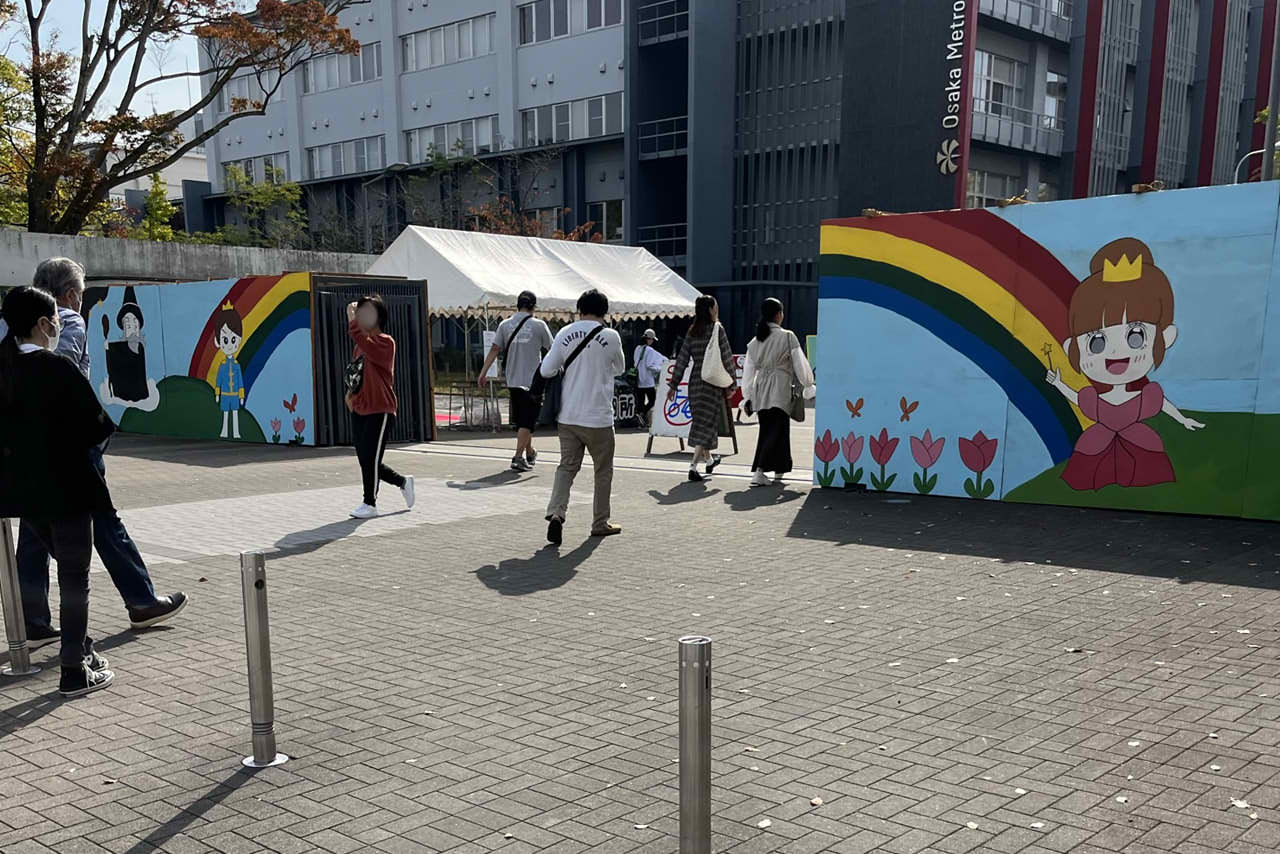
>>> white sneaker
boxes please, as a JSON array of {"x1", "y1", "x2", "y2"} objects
[
  {"x1": 401, "y1": 476, "x2": 416, "y2": 509},
  {"x1": 751, "y1": 470, "x2": 771, "y2": 487},
  {"x1": 350, "y1": 503, "x2": 378, "y2": 519}
]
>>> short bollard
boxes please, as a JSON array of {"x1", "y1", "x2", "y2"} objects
[
  {"x1": 240, "y1": 551, "x2": 288, "y2": 768},
  {"x1": 0, "y1": 519, "x2": 38, "y2": 677},
  {"x1": 679, "y1": 635, "x2": 712, "y2": 854}
]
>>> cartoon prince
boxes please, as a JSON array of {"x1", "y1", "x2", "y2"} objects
[
  {"x1": 1046, "y1": 237, "x2": 1205, "y2": 491},
  {"x1": 213, "y1": 301, "x2": 245, "y2": 439}
]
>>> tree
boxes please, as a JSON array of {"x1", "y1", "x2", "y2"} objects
[
  {"x1": 197, "y1": 164, "x2": 306, "y2": 248},
  {"x1": 130, "y1": 172, "x2": 177, "y2": 240},
  {"x1": 6, "y1": 0, "x2": 361, "y2": 235}
]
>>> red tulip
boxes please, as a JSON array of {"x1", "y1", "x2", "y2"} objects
[
  {"x1": 958, "y1": 430, "x2": 998, "y2": 474},
  {"x1": 293, "y1": 417, "x2": 306, "y2": 435},
  {"x1": 841, "y1": 432, "x2": 863, "y2": 465},
  {"x1": 910, "y1": 429, "x2": 945, "y2": 469},
  {"x1": 815, "y1": 429, "x2": 840, "y2": 464},
  {"x1": 869, "y1": 428, "x2": 899, "y2": 466}
]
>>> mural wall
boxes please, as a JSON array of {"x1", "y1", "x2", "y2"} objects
[
  {"x1": 86, "y1": 273, "x2": 315, "y2": 446},
  {"x1": 814, "y1": 182, "x2": 1280, "y2": 521}
]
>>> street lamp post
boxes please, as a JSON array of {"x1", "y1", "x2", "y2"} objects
[
  {"x1": 1264, "y1": 8, "x2": 1280, "y2": 180},
  {"x1": 360, "y1": 161, "x2": 410, "y2": 253},
  {"x1": 1234, "y1": 143, "x2": 1280, "y2": 184}
]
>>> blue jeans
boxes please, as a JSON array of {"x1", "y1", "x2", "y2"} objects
[{"x1": 18, "y1": 444, "x2": 157, "y2": 630}]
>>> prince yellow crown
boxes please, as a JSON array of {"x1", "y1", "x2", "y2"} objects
[{"x1": 1102, "y1": 254, "x2": 1143, "y2": 283}]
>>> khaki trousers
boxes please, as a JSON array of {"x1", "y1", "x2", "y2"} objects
[{"x1": 546, "y1": 423, "x2": 615, "y2": 531}]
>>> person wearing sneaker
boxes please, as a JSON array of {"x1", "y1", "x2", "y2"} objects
[
  {"x1": 478, "y1": 290, "x2": 553, "y2": 473},
  {"x1": 741, "y1": 298, "x2": 815, "y2": 487},
  {"x1": 540, "y1": 289, "x2": 625, "y2": 545},
  {"x1": 667, "y1": 296, "x2": 737, "y2": 482},
  {"x1": 346, "y1": 295, "x2": 414, "y2": 519},
  {"x1": 14, "y1": 259, "x2": 187, "y2": 642},
  {"x1": 633, "y1": 329, "x2": 666, "y2": 429},
  {"x1": 0, "y1": 286, "x2": 116, "y2": 697}
]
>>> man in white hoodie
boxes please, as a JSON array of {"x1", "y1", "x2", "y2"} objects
[{"x1": 539, "y1": 289, "x2": 625, "y2": 545}]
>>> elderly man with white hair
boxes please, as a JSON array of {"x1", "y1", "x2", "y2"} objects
[{"x1": 13, "y1": 258, "x2": 187, "y2": 651}]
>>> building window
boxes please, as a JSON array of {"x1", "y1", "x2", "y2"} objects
[
  {"x1": 302, "y1": 53, "x2": 344, "y2": 94},
  {"x1": 519, "y1": 0, "x2": 569, "y2": 44},
  {"x1": 406, "y1": 116, "x2": 500, "y2": 161},
  {"x1": 402, "y1": 13, "x2": 495, "y2": 72},
  {"x1": 521, "y1": 93, "x2": 622, "y2": 148},
  {"x1": 533, "y1": 206, "x2": 565, "y2": 234},
  {"x1": 1043, "y1": 70, "x2": 1068, "y2": 130},
  {"x1": 586, "y1": 0, "x2": 623, "y2": 30},
  {"x1": 217, "y1": 70, "x2": 279, "y2": 113},
  {"x1": 587, "y1": 199, "x2": 623, "y2": 242},
  {"x1": 223, "y1": 152, "x2": 289, "y2": 186},
  {"x1": 305, "y1": 136, "x2": 385, "y2": 179},
  {"x1": 973, "y1": 50, "x2": 1028, "y2": 119},
  {"x1": 349, "y1": 42, "x2": 383, "y2": 84},
  {"x1": 966, "y1": 169, "x2": 1022, "y2": 208}
]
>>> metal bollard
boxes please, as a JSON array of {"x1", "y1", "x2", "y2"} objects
[
  {"x1": 240, "y1": 551, "x2": 288, "y2": 768},
  {"x1": 0, "y1": 519, "x2": 38, "y2": 677},
  {"x1": 679, "y1": 635, "x2": 712, "y2": 854}
]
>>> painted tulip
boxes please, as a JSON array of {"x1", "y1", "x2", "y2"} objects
[
  {"x1": 293, "y1": 417, "x2": 306, "y2": 435},
  {"x1": 270, "y1": 418, "x2": 282, "y2": 434},
  {"x1": 842, "y1": 432, "x2": 864, "y2": 465},
  {"x1": 869, "y1": 428, "x2": 899, "y2": 467},
  {"x1": 910, "y1": 429, "x2": 945, "y2": 469},
  {"x1": 958, "y1": 430, "x2": 999, "y2": 474},
  {"x1": 815, "y1": 429, "x2": 840, "y2": 464}
]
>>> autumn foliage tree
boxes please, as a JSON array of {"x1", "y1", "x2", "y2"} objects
[{"x1": 2, "y1": 0, "x2": 361, "y2": 235}]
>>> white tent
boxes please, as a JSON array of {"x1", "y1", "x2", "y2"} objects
[{"x1": 365, "y1": 226, "x2": 701, "y2": 320}]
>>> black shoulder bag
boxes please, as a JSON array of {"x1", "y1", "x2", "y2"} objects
[
  {"x1": 530, "y1": 324, "x2": 605, "y2": 429},
  {"x1": 498, "y1": 314, "x2": 533, "y2": 379}
]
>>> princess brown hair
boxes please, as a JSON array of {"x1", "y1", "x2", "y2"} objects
[{"x1": 1067, "y1": 237, "x2": 1175, "y2": 372}]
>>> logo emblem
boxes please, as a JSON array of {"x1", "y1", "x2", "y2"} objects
[{"x1": 936, "y1": 139, "x2": 961, "y2": 175}]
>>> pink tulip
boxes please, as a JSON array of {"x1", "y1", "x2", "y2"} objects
[
  {"x1": 270, "y1": 418, "x2": 282, "y2": 433},
  {"x1": 293, "y1": 417, "x2": 306, "y2": 435},
  {"x1": 842, "y1": 433, "x2": 863, "y2": 465},
  {"x1": 910, "y1": 429, "x2": 945, "y2": 469}
]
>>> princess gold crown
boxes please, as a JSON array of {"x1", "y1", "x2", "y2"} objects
[{"x1": 1102, "y1": 254, "x2": 1143, "y2": 283}]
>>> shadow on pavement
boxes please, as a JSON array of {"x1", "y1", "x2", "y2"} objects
[
  {"x1": 647, "y1": 482, "x2": 722, "y2": 505},
  {"x1": 474, "y1": 538, "x2": 602, "y2": 596},
  {"x1": 446, "y1": 470, "x2": 530, "y2": 490},
  {"x1": 788, "y1": 490, "x2": 1280, "y2": 587},
  {"x1": 723, "y1": 485, "x2": 806, "y2": 512},
  {"x1": 106, "y1": 434, "x2": 352, "y2": 469},
  {"x1": 271, "y1": 511, "x2": 409, "y2": 558},
  {"x1": 122, "y1": 766, "x2": 263, "y2": 854}
]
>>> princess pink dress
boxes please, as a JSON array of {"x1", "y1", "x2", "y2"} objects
[{"x1": 1062, "y1": 383, "x2": 1175, "y2": 490}]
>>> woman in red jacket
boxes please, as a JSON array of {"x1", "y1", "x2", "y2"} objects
[{"x1": 346, "y1": 296, "x2": 414, "y2": 519}]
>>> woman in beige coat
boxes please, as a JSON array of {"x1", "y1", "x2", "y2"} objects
[{"x1": 741, "y1": 298, "x2": 815, "y2": 487}]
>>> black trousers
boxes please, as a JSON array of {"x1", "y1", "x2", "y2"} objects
[
  {"x1": 637, "y1": 387, "x2": 657, "y2": 417},
  {"x1": 23, "y1": 514, "x2": 94, "y2": 669},
  {"x1": 751, "y1": 407, "x2": 793, "y2": 474},
  {"x1": 352, "y1": 412, "x2": 405, "y2": 506}
]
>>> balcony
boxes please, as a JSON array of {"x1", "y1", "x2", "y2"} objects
[
  {"x1": 971, "y1": 107, "x2": 1064, "y2": 157},
  {"x1": 638, "y1": 116, "x2": 689, "y2": 159},
  {"x1": 638, "y1": 222, "x2": 688, "y2": 267},
  {"x1": 979, "y1": 0, "x2": 1072, "y2": 42},
  {"x1": 637, "y1": 0, "x2": 689, "y2": 45}
]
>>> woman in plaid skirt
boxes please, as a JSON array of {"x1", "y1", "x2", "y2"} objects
[{"x1": 668, "y1": 295, "x2": 737, "y2": 482}]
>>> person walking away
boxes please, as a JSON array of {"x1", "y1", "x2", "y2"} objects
[
  {"x1": 742, "y1": 297, "x2": 815, "y2": 486},
  {"x1": 632, "y1": 328, "x2": 666, "y2": 428},
  {"x1": 540, "y1": 289, "x2": 625, "y2": 545},
  {"x1": 15, "y1": 259, "x2": 186, "y2": 644},
  {"x1": 479, "y1": 290, "x2": 553, "y2": 471},
  {"x1": 346, "y1": 296, "x2": 414, "y2": 519},
  {"x1": 667, "y1": 295, "x2": 737, "y2": 482},
  {"x1": 0, "y1": 287, "x2": 116, "y2": 697}
]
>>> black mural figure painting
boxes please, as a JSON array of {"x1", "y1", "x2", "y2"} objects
[{"x1": 103, "y1": 286, "x2": 149, "y2": 402}]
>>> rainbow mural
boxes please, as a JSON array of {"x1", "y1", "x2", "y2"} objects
[{"x1": 815, "y1": 184, "x2": 1280, "y2": 521}]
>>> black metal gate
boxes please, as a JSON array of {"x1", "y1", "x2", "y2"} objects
[{"x1": 312, "y1": 275, "x2": 433, "y2": 446}]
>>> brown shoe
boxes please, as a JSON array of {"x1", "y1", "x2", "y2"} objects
[{"x1": 590, "y1": 524, "x2": 622, "y2": 537}]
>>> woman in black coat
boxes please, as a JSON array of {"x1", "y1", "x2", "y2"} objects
[{"x1": 0, "y1": 287, "x2": 116, "y2": 697}]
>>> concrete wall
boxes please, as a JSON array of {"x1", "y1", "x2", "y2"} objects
[{"x1": 0, "y1": 231, "x2": 376, "y2": 287}]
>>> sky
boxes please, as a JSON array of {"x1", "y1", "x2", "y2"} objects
[{"x1": 41, "y1": 0, "x2": 202, "y2": 116}]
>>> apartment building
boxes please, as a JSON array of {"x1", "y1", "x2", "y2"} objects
[{"x1": 197, "y1": 1, "x2": 1275, "y2": 338}]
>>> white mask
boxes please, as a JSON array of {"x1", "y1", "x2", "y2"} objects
[{"x1": 43, "y1": 317, "x2": 60, "y2": 352}]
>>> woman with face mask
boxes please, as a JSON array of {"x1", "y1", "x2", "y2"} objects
[{"x1": 0, "y1": 286, "x2": 117, "y2": 697}]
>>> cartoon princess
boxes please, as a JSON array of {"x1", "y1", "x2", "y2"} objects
[
  {"x1": 213, "y1": 302, "x2": 245, "y2": 439},
  {"x1": 1045, "y1": 237, "x2": 1205, "y2": 491}
]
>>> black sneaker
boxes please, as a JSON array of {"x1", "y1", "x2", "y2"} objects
[
  {"x1": 526, "y1": 449, "x2": 538, "y2": 466},
  {"x1": 128, "y1": 592, "x2": 188, "y2": 630},
  {"x1": 546, "y1": 517, "x2": 563, "y2": 546},
  {"x1": 705, "y1": 455, "x2": 723, "y2": 474},
  {"x1": 85, "y1": 650, "x2": 109, "y2": 673},
  {"x1": 688, "y1": 470, "x2": 705, "y2": 482},
  {"x1": 26, "y1": 625, "x2": 59, "y2": 651},
  {"x1": 511, "y1": 456, "x2": 532, "y2": 473},
  {"x1": 59, "y1": 664, "x2": 114, "y2": 698}
]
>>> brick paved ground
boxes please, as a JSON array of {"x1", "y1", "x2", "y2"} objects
[{"x1": 1, "y1": 434, "x2": 1279, "y2": 854}]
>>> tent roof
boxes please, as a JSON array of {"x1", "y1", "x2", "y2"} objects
[{"x1": 365, "y1": 226, "x2": 701, "y2": 320}]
